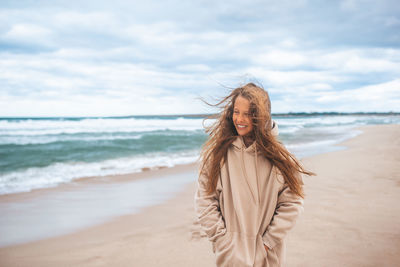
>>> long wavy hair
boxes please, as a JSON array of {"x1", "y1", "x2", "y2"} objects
[{"x1": 200, "y1": 82, "x2": 314, "y2": 198}]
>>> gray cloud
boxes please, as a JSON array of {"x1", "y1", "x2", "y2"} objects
[{"x1": 0, "y1": 0, "x2": 399, "y2": 116}]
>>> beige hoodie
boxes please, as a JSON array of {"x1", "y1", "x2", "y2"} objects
[{"x1": 195, "y1": 122, "x2": 304, "y2": 267}]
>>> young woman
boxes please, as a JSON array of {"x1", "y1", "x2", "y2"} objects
[{"x1": 195, "y1": 83, "x2": 313, "y2": 267}]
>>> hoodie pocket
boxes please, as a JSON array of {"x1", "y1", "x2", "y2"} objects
[
  {"x1": 258, "y1": 234, "x2": 269, "y2": 259},
  {"x1": 269, "y1": 248, "x2": 280, "y2": 266},
  {"x1": 261, "y1": 244, "x2": 269, "y2": 259},
  {"x1": 257, "y1": 234, "x2": 281, "y2": 266}
]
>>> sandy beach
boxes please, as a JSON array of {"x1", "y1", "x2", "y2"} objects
[{"x1": 0, "y1": 124, "x2": 399, "y2": 266}]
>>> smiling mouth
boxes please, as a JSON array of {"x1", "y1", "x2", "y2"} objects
[{"x1": 237, "y1": 124, "x2": 247, "y2": 129}]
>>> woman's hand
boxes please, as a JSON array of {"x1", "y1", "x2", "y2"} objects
[{"x1": 264, "y1": 244, "x2": 269, "y2": 253}]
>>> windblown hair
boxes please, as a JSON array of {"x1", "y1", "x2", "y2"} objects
[{"x1": 200, "y1": 83, "x2": 314, "y2": 198}]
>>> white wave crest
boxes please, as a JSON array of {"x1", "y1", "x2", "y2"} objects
[{"x1": 0, "y1": 150, "x2": 200, "y2": 195}]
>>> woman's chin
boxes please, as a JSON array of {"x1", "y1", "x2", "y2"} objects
[{"x1": 237, "y1": 131, "x2": 250, "y2": 136}]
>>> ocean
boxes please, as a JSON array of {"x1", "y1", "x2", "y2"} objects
[{"x1": 1, "y1": 114, "x2": 399, "y2": 195}]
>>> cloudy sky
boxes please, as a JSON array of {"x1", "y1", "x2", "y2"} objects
[{"x1": 0, "y1": 0, "x2": 399, "y2": 116}]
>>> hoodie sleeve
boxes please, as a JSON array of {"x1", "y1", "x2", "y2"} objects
[
  {"x1": 262, "y1": 175, "x2": 304, "y2": 249},
  {"x1": 194, "y1": 172, "x2": 226, "y2": 242}
]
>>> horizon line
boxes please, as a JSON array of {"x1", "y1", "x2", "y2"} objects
[{"x1": 1, "y1": 111, "x2": 399, "y2": 119}]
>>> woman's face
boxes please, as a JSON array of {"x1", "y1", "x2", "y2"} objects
[{"x1": 232, "y1": 96, "x2": 254, "y2": 137}]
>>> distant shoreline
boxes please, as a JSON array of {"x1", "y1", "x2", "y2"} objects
[{"x1": 1, "y1": 111, "x2": 399, "y2": 120}]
